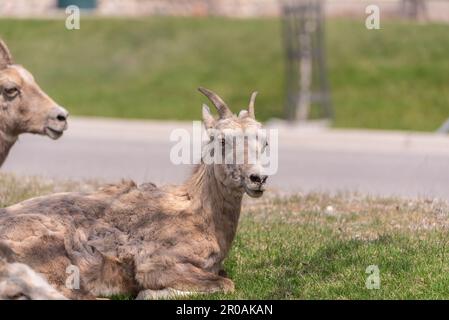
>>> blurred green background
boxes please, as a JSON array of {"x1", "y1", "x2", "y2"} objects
[{"x1": 1, "y1": 17, "x2": 448, "y2": 131}]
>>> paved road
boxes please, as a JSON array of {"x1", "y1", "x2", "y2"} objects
[{"x1": 3, "y1": 117, "x2": 449, "y2": 200}]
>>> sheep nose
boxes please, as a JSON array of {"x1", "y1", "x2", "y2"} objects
[
  {"x1": 54, "y1": 107, "x2": 69, "y2": 122},
  {"x1": 249, "y1": 174, "x2": 268, "y2": 185}
]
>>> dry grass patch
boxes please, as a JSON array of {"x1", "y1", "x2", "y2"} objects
[
  {"x1": 0, "y1": 173, "x2": 98, "y2": 207},
  {"x1": 244, "y1": 192, "x2": 449, "y2": 241}
]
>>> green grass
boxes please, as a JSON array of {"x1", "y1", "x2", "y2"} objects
[
  {"x1": 1, "y1": 18, "x2": 448, "y2": 131},
  {"x1": 2, "y1": 174, "x2": 449, "y2": 299},
  {"x1": 193, "y1": 194, "x2": 449, "y2": 299}
]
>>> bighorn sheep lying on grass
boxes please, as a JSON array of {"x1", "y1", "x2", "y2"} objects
[
  {"x1": 0, "y1": 39, "x2": 68, "y2": 167},
  {"x1": 0, "y1": 88, "x2": 269, "y2": 299}
]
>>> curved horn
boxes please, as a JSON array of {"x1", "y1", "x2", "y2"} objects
[
  {"x1": 0, "y1": 40, "x2": 13, "y2": 69},
  {"x1": 198, "y1": 87, "x2": 233, "y2": 119},
  {"x1": 248, "y1": 91, "x2": 258, "y2": 119}
]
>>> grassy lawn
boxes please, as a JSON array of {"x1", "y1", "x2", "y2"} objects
[
  {"x1": 2, "y1": 173, "x2": 449, "y2": 299},
  {"x1": 0, "y1": 18, "x2": 448, "y2": 131},
  {"x1": 214, "y1": 194, "x2": 449, "y2": 299}
]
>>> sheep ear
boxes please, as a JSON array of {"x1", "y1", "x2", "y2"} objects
[
  {"x1": 0, "y1": 40, "x2": 13, "y2": 69},
  {"x1": 202, "y1": 104, "x2": 215, "y2": 129},
  {"x1": 238, "y1": 110, "x2": 249, "y2": 118}
]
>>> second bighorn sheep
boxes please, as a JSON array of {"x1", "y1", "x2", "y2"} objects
[
  {"x1": 0, "y1": 88, "x2": 269, "y2": 299},
  {"x1": 0, "y1": 39, "x2": 69, "y2": 299},
  {"x1": 0, "y1": 39, "x2": 68, "y2": 167}
]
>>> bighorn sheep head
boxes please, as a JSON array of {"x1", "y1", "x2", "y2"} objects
[
  {"x1": 199, "y1": 87, "x2": 269, "y2": 198},
  {"x1": 0, "y1": 39, "x2": 68, "y2": 140}
]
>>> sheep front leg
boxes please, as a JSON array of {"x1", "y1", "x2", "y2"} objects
[{"x1": 135, "y1": 263, "x2": 235, "y2": 300}]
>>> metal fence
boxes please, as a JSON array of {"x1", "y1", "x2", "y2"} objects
[{"x1": 281, "y1": 0, "x2": 333, "y2": 122}]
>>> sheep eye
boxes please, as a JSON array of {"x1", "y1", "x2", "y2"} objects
[
  {"x1": 4, "y1": 87, "x2": 19, "y2": 98},
  {"x1": 221, "y1": 138, "x2": 226, "y2": 146}
]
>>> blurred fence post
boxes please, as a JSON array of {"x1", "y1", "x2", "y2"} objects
[
  {"x1": 281, "y1": 0, "x2": 333, "y2": 122},
  {"x1": 400, "y1": 0, "x2": 428, "y2": 21}
]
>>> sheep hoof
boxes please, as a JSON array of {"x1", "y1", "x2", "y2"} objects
[{"x1": 136, "y1": 288, "x2": 193, "y2": 300}]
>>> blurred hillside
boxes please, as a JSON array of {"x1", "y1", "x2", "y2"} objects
[{"x1": 1, "y1": 18, "x2": 448, "y2": 131}]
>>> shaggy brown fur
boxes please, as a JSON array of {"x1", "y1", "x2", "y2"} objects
[
  {"x1": 0, "y1": 39, "x2": 68, "y2": 166},
  {"x1": 0, "y1": 88, "x2": 269, "y2": 299},
  {"x1": 0, "y1": 258, "x2": 67, "y2": 300}
]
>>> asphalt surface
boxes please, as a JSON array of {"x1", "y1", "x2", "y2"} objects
[{"x1": 3, "y1": 117, "x2": 449, "y2": 200}]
